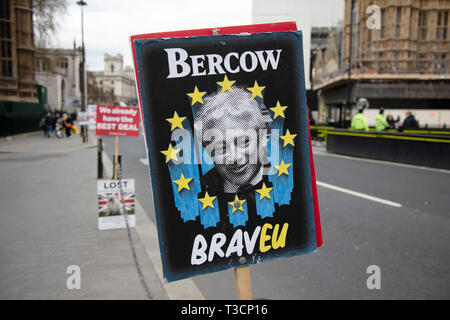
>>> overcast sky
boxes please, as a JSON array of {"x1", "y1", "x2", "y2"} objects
[{"x1": 54, "y1": 0, "x2": 344, "y2": 71}]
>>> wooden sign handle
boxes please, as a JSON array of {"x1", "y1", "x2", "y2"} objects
[
  {"x1": 114, "y1": 136, "x2": 119, "y2": 180},
  {"x1": 234, "y1": 266, "x2": 253, "y2": 300}
]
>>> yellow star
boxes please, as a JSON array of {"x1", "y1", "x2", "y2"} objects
[
  {"x1": 160, "y1": 144, "x2": 180, "y2": 163},
  {"x1": 166, "y1": 111, "x2": 186, "y2": 131},
  {"x1": 173, "y1": 173, "x2": 192, "y2": 192},
  {"x1": 270, "y1": 101, "x2": 287, "y2": 119},
  {"x1": 186, "y1": 86, "x2": 206, "y2": 105},
  {"x1": 280, "y1": 129, "x2": 297, "y2": 147},
  {"x1": 247, "y1": 81, "x2": 265, "y2": 99},
  {"x1": 255, "y1": 183, "x2": 273, "y2": 200},
  {"x1": 217, "y1": 75, "x2": 235, "y2": 93},
  {"x1": 198, "y1": 191, "x2": 217, "y2": 210},
  {"x1": 274, "y1": 159, "x2": 291, "y2": 177},
  {"x1": 228, "y1": 195, "x2": 246, "y2": 213}
]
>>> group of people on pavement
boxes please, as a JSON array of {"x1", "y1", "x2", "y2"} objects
[
  {"x1": 40, "y1": 112, "x2": 76, "y2": 138},
  {"x1": 351, "y1": 108, "x2": 419, "y2": 131}
]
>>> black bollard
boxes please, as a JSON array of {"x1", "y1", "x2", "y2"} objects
[
  {"x1": 97, "y1": 138, "x2": 103, "y2": 179},
  {"x1": 117, "y1": 154, "x2": 122, "y2": 178}
]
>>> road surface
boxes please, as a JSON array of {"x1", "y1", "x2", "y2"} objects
[{"x1": 103, "y1": 134, "x2": 450, "y2": 299}]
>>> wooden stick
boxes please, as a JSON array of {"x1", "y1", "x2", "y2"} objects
[
  {"x1": 114, "y1": 136, "x2": 119, "y2": 180},
  {"x1": 234, "y1": 266, "x2": 253, "y2": 300}
]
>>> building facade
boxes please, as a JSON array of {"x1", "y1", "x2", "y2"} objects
[
  {"x1": 313, "y1": 0, "x2": 450, "y2": 127},
  {"x1": 0, "y1": 0, "x2": 37, "y2": 103},
  {"x1": 252, "y1": 0, "x2": 312, "y2": 90},
  {"x1": 35, "y1": 45, "x2": 85, "y2": 111},
  {"x1": 90, "y1": 54, "x2": 137, "y2": 105}
]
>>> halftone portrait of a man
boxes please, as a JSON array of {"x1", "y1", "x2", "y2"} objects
[{"x1": 194, "y1": 86, "x2": 272, "y2": 194}]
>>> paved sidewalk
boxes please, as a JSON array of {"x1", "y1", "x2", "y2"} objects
[{"x1": 0, "y1": 132, "x2": 169, "y2": 299}]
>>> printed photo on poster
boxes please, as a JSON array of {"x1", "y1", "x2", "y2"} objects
[{"x1": 97, "y1": 179, "x2": 136, "y2": 230}]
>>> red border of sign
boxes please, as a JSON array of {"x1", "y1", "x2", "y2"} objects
[
  {"x1": 130, "y1": 22, "x2": 323, "y2": 247},
  {"x1": 95, "y1": 104, "x2": 140, "y2": 137}
]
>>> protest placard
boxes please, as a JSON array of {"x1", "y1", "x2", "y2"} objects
[
  {"x1": 78, "y1": 111, "x2": 89, "y2": 125},
  {"x1": 95, "y1": 104, "x2": 140, "y2": 137},
  {"x1": 88, "y1": 104, "x2": 97, "y2": 130},
  {"x1": 97, "y1": 179, "x2": 136, "y2": 230},
  {"x1": 131, "y1": 22, "x2": 322, "y2": 286}
]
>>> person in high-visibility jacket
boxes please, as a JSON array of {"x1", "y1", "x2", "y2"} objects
[
  {"x1": 351, "y1": 109, "x2": 369, "y2": 131},
  {"x1": 375, "y1": 107, "x2": 389, "y2": 131}
]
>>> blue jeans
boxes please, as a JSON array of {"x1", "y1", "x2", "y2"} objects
[{"x1": 45, "y1": 125, "x2": 52, "y2": 136}]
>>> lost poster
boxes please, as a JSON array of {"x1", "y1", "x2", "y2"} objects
[{"x1": 131, "y1": 22, "x2": 322, "y2": 282}]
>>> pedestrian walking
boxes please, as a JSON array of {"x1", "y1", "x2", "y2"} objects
[
  {"x1": 61, "y1": 113, "x2": 73, "y2": 138},
  {"x1": 55, "y1": 113, "x2": 72, "y2": 138},
  {"x1": 350, "y1": 108, "x2": 369, "y2": 131},
  {"x1": 375, "y1": 107, "x2": 389, "y2": 132},
  {"x1": 43, "y1": 113, "x2": 54, "y2": 138},
  {"x1": 386, "y1": 114, "x2": 400, "y2": 129},
  {"x1": 39, "y1": 115, "x2": 46, "y2": 135},
  {"x1": 402, "y1": 111, "x2": 419, "y2": 130}
]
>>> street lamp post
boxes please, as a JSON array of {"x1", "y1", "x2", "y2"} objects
[{"x1": 77, "y1": 0, "x2": 88, "y2": 143}]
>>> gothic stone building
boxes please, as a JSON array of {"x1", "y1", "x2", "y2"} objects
[
  {"x1": 313, "y1": 0, "x2": 450, "y2": 127},
  {"x1": 35, "y1": 45, "x2": 85, "y2": 112},
  {"x1": 0, "y1": 0, "x2": 37, "y2": 103}
]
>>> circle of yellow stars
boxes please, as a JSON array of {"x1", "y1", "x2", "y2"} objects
[{"x1": 162, "y1": 75, "x2": 297, "y2": 217}]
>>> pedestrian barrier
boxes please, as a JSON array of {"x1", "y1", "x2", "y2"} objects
[
  {"x1": 309, "y1": 125, "x2": 450, "y2": 141},
  {"x1": 324, "y1": 129, "x2": 450, "y2": 170},
  {"x1": 309, "y1": 125, "x2": 334, "y2": 141}
]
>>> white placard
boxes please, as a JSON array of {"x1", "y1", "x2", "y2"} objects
[
  {"x1": 88, "y1": 104, "x2": 97, "y2": 130},
  {"x1": 97, "y1": 179, "x2": 135, "y2": 230}
]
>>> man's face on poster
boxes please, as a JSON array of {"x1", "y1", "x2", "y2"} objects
[{"x1": 195, "y1": 88, "x2": 271, "y2": 193}]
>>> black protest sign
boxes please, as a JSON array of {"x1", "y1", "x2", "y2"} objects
[{"x1": 131, "y1": 23, "x2": 322, "y2": 282}]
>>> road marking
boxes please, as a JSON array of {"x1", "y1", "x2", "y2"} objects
[
  {"x1": 312, "y1": 147, "x2": 450, "y2": 175},
  {"x1": 139, "y1": 158, "x2": 149, "y2": 165},
  {"x1": 316, "y1": 181, "x2": 403, "y2": 208}
]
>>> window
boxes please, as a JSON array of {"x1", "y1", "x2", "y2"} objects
[
  {"x1": 445, "y1": 12, "x2": 449, "y2": 40},
  {"x1": 418, "y1": 53, "x2": 425, "y2": 72},
  {"x1": 395, "y1": 51, "x2": 399, "y2": 72},
  {"x1": 395, "y1": 7, "x2": 401, "y2": 38},
  {"x1": 0, "y1": 1, "x2": 11, "y2": 20},
  {"x1": 1, "y1": 60, "x2": 12, "y2": 77},
  {"x1": 0, "y1": 41, "x2": 11, "y2": 58},
  {"x1": 436, "y1": 11, "x2": 448, "y2": 40},
  {"x1": 350, "y1": 3, "x2": 357, "y2": 63},
  {"x1": 110, "y1": 65, "x2": 114, "y2": 73},
  {"x1": 57, "y1": 58, "x2": 68, "y2": 69},
  {"x1": 0, "y1": 22, "x2": 11, "y2": 39},
  {"x1": 41, "y1": 59, "x2": 49, "y2": 72},
  {"x1": 380, "y1": 9, "x2": 386, "y2": 38},
  {"x1": 418, "y1": 11, "x2": 427, "y2": 40},
  {"x1": 379, "y1": 52, "x2": 384, "y2": 71}
]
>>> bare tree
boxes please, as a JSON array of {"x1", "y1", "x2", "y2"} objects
[{"x1": 33, "y1": 0, "x2": 68, "y2": 48}]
